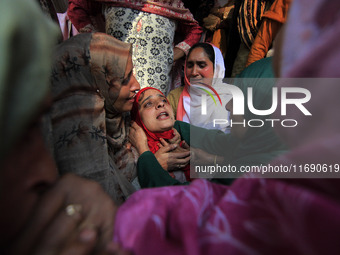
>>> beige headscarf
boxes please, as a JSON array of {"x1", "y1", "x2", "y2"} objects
[
  {"x1": 0, "y1": 0, "x2": 58, "y2": 164},
  {"x1": 50, "y1": 33, "x2": 139, "y2": 204}
]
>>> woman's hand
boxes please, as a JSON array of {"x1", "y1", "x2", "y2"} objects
[
  {"x1": 168, "y1": 128, "x2": 181, "y2": 145},
  {"x1": 129, "y1": 121, "x2": 149, "y2": 154},
  {"x1": 6, "y1": 174, "x2": 117, "y2": 255},
  {"x1": 155, "y1": 138, "x2": 190, "y2": 171},
  {"x1": 190, "y1": 147, "x2": 224, "y2": 166}
]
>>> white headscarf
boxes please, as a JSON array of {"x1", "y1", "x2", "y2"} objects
[{"x1": 180, "y1": 44, "x2": 231, "y2": 132}]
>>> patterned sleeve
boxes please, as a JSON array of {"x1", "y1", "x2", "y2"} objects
[{"x1": 174, "y1": 21, "x2": 203, "y2": 54}]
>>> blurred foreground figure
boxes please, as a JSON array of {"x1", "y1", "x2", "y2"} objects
[{"x1": 0, "y1": 1, "x2": 121, "y2": 254}]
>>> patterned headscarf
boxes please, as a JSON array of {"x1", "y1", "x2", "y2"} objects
[
  {"x1": 0, "y1": 0, "x2": 58, "y2": 164},
  {"x1": 50, "y1": 33, "x2": 139, "y2": 204}
]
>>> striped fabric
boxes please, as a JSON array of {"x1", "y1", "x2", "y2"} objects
[{"x1": 237, "y1": 0, "x2": 273, "y2": 49}]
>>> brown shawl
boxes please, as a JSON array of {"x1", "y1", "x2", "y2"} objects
[{"x1": 50, "y1": 32, "x2": 139, "y2": 204}]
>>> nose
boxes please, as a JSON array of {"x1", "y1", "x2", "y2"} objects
[
  {"x1": 156, "y1": 99, "x2": 165, "y2": 109},
  {"x1": 191, "y1": 65, "x2": 199, "y2": 77},
  {"x1": 130, "y1": 74, "x2": 140, "y2": 93}
]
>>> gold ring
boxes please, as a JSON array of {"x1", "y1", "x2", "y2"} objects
[{"x1": 65, "y1": 204, "x2": 82, "y2": 217}]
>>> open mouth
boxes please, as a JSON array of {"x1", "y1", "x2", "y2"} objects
[{"x1": 157, "y1": 111, "x2": 169, "y2": 119}]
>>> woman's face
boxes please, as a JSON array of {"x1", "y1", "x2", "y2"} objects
[
  {"x1": 112, "y1": 54, "x2": 140, "y2": 113},
  {"x1": 138, "y1": 89, "x2": 175, "y2": 132},
  {"x1": 185, "y1": 47, "x2": 214, "y2": 82}
]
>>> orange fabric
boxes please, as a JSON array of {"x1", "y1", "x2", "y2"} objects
[
  {"x1": 246, "y1": 19, "x2": 281, "y2": 67},
  {"x1": 246, "y1": 0, "x2": 292, "y2": 67},
  {"x1": 262, "y1": 0, "x2": 292, "y2": 23},
  {"x1": 176, "y1": 83, "x2": 189, "y2": 121},
  {"x1": 211, "y1": 29, "x2": 227, "y2": 58}
]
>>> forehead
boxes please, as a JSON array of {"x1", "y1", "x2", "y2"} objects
[
  {"x1": 143, "y1": 89, "x2": 163, "y2": 98},
  {"x1": 187, "y1": 47, "x2": 209, "y2": 61},
  {"x1": 139, "y1": 89, "x2": 164, "y2": 104}
]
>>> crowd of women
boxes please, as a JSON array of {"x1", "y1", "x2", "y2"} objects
[{"x1": 1, "y1": 0, "x2": 340, "y2": 254}]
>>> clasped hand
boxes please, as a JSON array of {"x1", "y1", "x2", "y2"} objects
[{"x1": 128, "y1": 122, "x2": 190, "y2": 171}]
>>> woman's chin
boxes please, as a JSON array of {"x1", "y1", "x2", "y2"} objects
[{"x1": 155, "y1": 125, "x2": 173, "y2": 133}]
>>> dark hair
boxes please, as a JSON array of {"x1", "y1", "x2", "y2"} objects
[
  {"x1": 182, "y1": 0, "x2": 214, "y2": 26},
  {"x1": 187, "y1": 43, "x2": 215, "y2": 66}
]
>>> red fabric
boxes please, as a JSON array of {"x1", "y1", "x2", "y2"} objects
[
  {"x1": 174, "y1": 19, "x2": 203, "y2": 51},
  {"x1": 95, "y1": 0, "x2": 197, "y2": 23},
  {"x1": 68, "y1": 0, "x2": 103, "y2": 31}
]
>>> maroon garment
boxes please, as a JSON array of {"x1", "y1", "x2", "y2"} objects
[{"x1": 68, "y1": 0, "x2": 103, "y2": 31}]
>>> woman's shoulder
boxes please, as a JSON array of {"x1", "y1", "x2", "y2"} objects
[
  {"x1": 167, "y1": 86, "x2": 184, "y2": 118},
  {"x1": 167, "y1": 86, "x2": 184, "y2": 99}
]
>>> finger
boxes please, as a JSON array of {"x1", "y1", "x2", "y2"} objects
[
  {"x1": 169, "y1": 128, "x2": 180, "y2": 144},
  {"x1": 158, "y1": 143, "x2": 164, "y2": 148},
  {"x1": 7, "y1": 184, "x2": 69, "y2": 254},
  {"x1": 171, "y1": 150, "x2": 191, "y2": 159},
  {"x1": 159, "y1": 138, "x2": 169, "y2": 147},
  {"x1": 61, "y1": 177, "x2": 116, "y2": 249},
  {"x1": 130, "y1": 122, "x2": 139, "y2": 130},
  {"x1": 13, "y1": 203, "x2": 85, "y2": 255},
  {"x1": 56, "y1": 228, "x2": 100, "y2": 255},
  {"x1": 49, "y1": 175, "x2": 115, "y2": 250},
  {"x1": 175, "y1": 156, "x2": 191, "y2": 165},
  {"x1": 180, "y1": 141, "x2": 190, "y2": 149},
  {"x1": 170, "y1": 159, "x2": 190, "y2": 170},
  {"x1": 166, "y1": 151, "x2": 190, "y2": 171},
  {"x1": 34, "y1": 214, "x2": 97, "y2": 255},
  {"x1": 132, "y1": 122, "x2": 143, "y2": 132},
  {"x1": 157, "y1": 143, "x2": 177, "y2": 153}
]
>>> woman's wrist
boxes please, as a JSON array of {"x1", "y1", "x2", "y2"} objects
[{"x1": 137, "y1": 143, "x2": 150, "y2": 155}]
